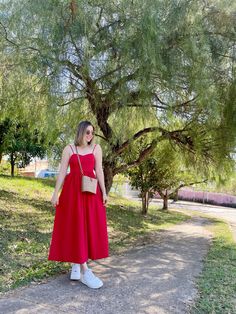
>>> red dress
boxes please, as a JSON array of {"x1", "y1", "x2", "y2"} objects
[{"x1": 48, "y1": 144, "x2": 109, "y2": 264}]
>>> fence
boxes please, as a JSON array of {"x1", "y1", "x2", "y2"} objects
[{"x1": 172, "y1": 189, "x2": 236, "y2": 208}]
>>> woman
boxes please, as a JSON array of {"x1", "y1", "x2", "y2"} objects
[{"x1": 48, "y1": 121, "x2": 109, "y2": 289}]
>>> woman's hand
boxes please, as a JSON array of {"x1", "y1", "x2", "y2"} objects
[
  {"x1": 103, "y1": 192, "x2": 108, "y2": 206},
  {"x1": 51, "y1": 192, "x2": 59, "y2": 208}
]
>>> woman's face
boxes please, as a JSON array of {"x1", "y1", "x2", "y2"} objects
[{"x1": 83, "y1": 125, "x2": 94, "y2": 144}]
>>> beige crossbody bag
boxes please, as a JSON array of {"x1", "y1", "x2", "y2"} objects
[{"x1": 75, "y1": 146, "x2": 98, "y2": 194}]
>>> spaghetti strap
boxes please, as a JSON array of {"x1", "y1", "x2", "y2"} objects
[
  {"x1": 92, "y1": 144, "x2": 97, "y2": 154},
  {"x1": 69, "y1": 144, "x2": 75, "y2": 154}
]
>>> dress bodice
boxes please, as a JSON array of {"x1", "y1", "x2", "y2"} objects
[{"x1": 69, "y1": 153, "x2": 96, "y2": 177}]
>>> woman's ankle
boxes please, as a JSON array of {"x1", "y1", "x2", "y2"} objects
[{"x1": 80, "y1": 262, "x2": 88, "y2": 273}]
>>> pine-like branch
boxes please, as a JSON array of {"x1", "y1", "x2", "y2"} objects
[
  {"x1": 112, "y1": 126, "x2": 195, "y2": 157},
  {"x1": 104, "y1": 69, "x2": 140, "y2": 100},
  {"x1": 168, "y1": 179, "x2": 208, "y2": 197},
  {"x1": 61, "y1": 60, "x2": 83, "y2": 81},
  {"x1": 94, "y1": 65, "x2": 124, "y2": 83},
  {"x1": 0, "y1": 21, "x2": 19, "y2": 47},
  {"x1": 57, "y1": 96, "x2": 85, "y2": 107},
  {"x1": 113, "y1": 127, "x2": 163, "y2": 156},
  {"x1": 114, "y1": 138, "x2": 159, "y2": 174}
]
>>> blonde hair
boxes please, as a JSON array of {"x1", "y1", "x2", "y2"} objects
[{"x1": 74, "y1": 121, "x2": 95, "y2": 146}]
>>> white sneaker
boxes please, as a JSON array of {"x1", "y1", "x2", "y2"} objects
[
  {"x1": 80, "y1": 269, "x2": 103, "y2": 289},
  {"x1": 70, "y1": 264, "x2": 81, "y2": 280}
]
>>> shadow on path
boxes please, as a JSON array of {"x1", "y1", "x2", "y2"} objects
[{"x1": 0, "y1": 217, "x2": 212, "y2": 314}]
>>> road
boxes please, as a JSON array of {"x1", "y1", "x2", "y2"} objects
[{"x1": 144, "y1": 198, "x2": 236, "y2": 242}]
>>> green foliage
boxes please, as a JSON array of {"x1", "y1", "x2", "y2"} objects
[
  {"x1": 128, "y1": 142, "x2": 195, "y2": 194},
  {"x1": 126, "y1": 135, "x2": 214, "y2": 211},
  {"x1": 0, "y1": 0, "x2": 235, "y2": 188},
  {"x1": 192, "y1": 219, "x2": 236, "y2": 314},
  {"x1": 0, "y1": 160, "x2": 12, "y2": 175},
  {"x1": 0, "y1": 118, "x2": 50, "y2": 175}
]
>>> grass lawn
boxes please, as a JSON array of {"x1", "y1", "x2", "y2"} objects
[
  {"x1": 0, "y1": 174, "x2": 188, "y2": 294},
  {"x1": 191, "y1": 218, "x2": 236, "y2": 314}
]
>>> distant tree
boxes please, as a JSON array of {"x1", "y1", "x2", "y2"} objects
[
  {"x1": 0, "y1": 60, "x2": 65, "y2": 173},
  {"x1": 127, "y1": 141, "x2": 208, "y2": 213},
  {"x1": 3, "y1": 120, "x2": 49, "y2": 176},
  {"x1": 127, "y1": 157, "x2": 156, "y2": 215}
]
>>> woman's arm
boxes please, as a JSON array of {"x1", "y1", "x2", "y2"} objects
[
  {"x1": 94, "y1": 144, "x2": 107, "y2": 204},
  {"x1": 51, "y1": 145, "x2": 70, "y2": 207}
]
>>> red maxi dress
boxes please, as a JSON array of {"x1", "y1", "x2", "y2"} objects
[{"x1": 48, "y1": 144, "x2": 109, "y2": 264}]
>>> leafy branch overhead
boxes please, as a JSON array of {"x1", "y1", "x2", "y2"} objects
[{"x1": 0, "y1": 0, "x2": 235, "y2": 190}]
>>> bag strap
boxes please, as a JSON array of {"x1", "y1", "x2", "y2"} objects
[
  {"x1": 75, "y1": 146, "x2": 84, "y2": 175},
  {"x1": 92, "y1": 144, "x2": 97, "y2": 154},
  {"x1": 69, "y1": 144, "x2": 75, "y2": 153}
]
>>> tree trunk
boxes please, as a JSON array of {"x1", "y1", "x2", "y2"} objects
[
  {"x1": 141, "y1": 191, "x2": 149, "y2": 215},
  {"x1": 163, "y1": 196, "x2": 168, "y2": 209},
  {"x1": 172, "y1": 190, "x2": 178, "y2": 202},
  {"x1": 103, "y1": 160, "x2": 114, "y2": 194},
  {"x1": 163, "y1": 190, "x2": 168, "y2": 210},
  {"x1": 173, "y1": 191, "x2": 178, "y2": 202},
  {"x1": 10, "y1": 152, "x2": 15, "y2": 177}
]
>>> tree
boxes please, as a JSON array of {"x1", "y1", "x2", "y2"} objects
[
  {"x1": 0, "y1": 118, "x2": 11, "y2": 163},
  {"x1": 2, "y1": 119, "x2": 49, "y2": 176},
  {"x1": 127, "y1": 140, "x2": 208, "y2": 213},
  {"x1": 0, "y1": 50, "x2": 68, "y2": 171},
  {"x1": 1, "y1": 0, "x2": 235, "y2": 191},
  {"x1": 127, "y1": 157, "x2": 156, "y2": 215}
]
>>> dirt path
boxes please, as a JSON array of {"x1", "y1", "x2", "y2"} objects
[{"x1": 161, "y1": 199, "x2": 236, "y2": 242}]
